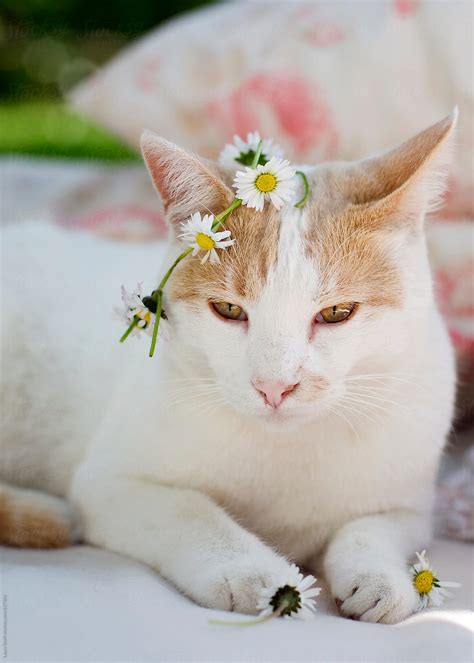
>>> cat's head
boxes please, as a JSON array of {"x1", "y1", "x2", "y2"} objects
[{"x1": 141, "y1": 112, "x2": 456, "y2": 425}]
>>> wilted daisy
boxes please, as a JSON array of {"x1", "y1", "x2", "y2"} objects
[
  {"x1": 219, "y1": 131, "x2": 284, "y2": 170},
  {"x1": 179, "y1": 212, "x2": 235, "y2": 264},
  {"x1": 257, "y1": 564, "x2": 321, "y2": 620},
  {"x1": 117, "y1": 283, "x2": 156, "y2": 336},
  {"x1": 233, "y1": 157, "x2": 297, "y2": 211},
  {"x1": 411, "y1": 550, "x2": 460, "y2": 610}
]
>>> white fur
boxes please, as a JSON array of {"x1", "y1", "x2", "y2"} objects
[{"x1": 0, "y1": 128, "x2": 456, "y2": 622}]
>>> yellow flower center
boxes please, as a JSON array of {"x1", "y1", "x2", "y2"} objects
[
  {"x1": 414, "y1": 570, "x2": 435, "y2": 594},
  {"x1": 196, "y1": 232, "x2": 215, "y2": 251},
  {"x1": 255, "y1": 172, "x2": 277, "y2": 193}
]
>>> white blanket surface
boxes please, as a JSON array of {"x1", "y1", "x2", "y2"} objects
[{"x1": 1, "y1": 540, "x2": 472, "y2": 662}]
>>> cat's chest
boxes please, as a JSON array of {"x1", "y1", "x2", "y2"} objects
[{"x1": 147, "y1": 413, "x2": 408, "y2": 560}]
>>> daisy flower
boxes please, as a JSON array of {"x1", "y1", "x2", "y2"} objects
[
  {"x1": 256, "y1": 564, "x2": 321, "y2": 620},
  {"x1": 219, "y1": 131, "x2": 284, "y2": 170},
  {"x1": 411, "y1": 550, "x2": 461, "y2": 610},
  {"x1": 117, "y1": 283, "x2": 156, "y2": 336},
  {"x1": 179, "y1": 212, "x2": 235, "y2": 264},
  {"x1": 233, "y1": 156, "x2": 297, "y2": 211}
]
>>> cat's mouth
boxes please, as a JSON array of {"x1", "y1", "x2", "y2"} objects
[{"x1": 256, "y1": 400, "x2": 322, "y2": 426}]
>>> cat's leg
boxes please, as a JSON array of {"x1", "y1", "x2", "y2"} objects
[
  {"x1": 71, "y1": 473, "x2": 293, "y2": 614},
  {"x1": 0, "y1": 482, "x2": 80, "y2": 548},
  {"x1": 323, "y1": 510, "x2": 428, "y2": 624}
]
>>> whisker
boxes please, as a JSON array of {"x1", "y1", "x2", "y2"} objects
[
  {"x1": 327, "y1": 405, "x2": 361, "y2": 442},
  {"x1": 198, "y1": 397, "x2": 228, "y2": 417},
  {"x1": 342, "y1": 394, "x2": 391, "y2": 415},
  {"x1": 167, "y1": 387, "x2": 221, "y2": 410},
  {"x1": 345, "y1": 388, "x2": 410, "y2": 412},
  {"x1": 338, "y1": 398, "x2": 384, "y2": 428}
]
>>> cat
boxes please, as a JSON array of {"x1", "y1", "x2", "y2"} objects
[{"x1": 0, "y1": 111, "x2": 457, "y2": 624}]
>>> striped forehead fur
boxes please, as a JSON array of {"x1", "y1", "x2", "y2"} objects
[
  {"x1": 164, "y1": 111, "x2": 456, "y2": 310},
  {"x1": 170, "y1": 203, "x2": 281, "y2": 304},
  {"x1": 170, "y1": 178, "x2": 403, "y2": 309}
]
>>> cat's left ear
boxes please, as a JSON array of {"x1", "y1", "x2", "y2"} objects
[
  {"x1": 141, "y1": 131, "x2": 234, "y2": 233},
  {"x1": 346, "y1": 108, "x2": 458, "y2": 231}
]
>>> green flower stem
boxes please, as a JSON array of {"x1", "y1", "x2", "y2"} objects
[
  {"x1": 211, "y1": 198, "x2": 242, "y2": 232},
  {"x1": 148, "y1": 289, "x2": 163, "y2": 358},
  {"x1": 148, "y1": 245, "x2": 194, "y2": 357},
  {"x1": 157, "y1": 246, "x2": 194, "y2": 292},
  {"x1": 209, "y1": 600, "x2": 289, "y2": 627},
  {"x1": 211, "y1": 140, "x2": 263, "y2": 233},
  {"x1": 294, "y1": 171, "x2": 310, "y2": 209},
  {"x1": 119, "y1": 317, "x2": 139, "y2": 343},
  {"x1": 251, "y1": 140, "x2": 263, "y2": 169},
  {"x1": 123, "y1": 140, "x2": 266, "y2": 355}
]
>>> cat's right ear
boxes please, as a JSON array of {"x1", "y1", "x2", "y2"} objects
[{"x1": 141, "y1": 131, "x2": 234, "y2": 233}]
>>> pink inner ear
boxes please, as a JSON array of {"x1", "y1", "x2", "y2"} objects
[
  {"x1": 349, "y1": 112, "x2": 457, "y2": 208},
  {"x1": 140, "y1": 132, "x2": 175, "y2": 208},
  {"x1": 140, "y1": 131, "x2": 234, "y2": 232}
]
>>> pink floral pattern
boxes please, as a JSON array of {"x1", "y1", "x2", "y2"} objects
[
  {"x1": 393, "y1": 0, "x2": 420, "y2": 17},
  {"x1": 436, "y1": 261, "x2": 474, "y2": 358},
  {"x1": 63, "y1": 203, "x2": 167, "y2": 241},
  {"x1": 303, "y1": 22, "x2": 345, "y2": 47},
  {"x1": 207, "y1": 73, "x2": 339, "y2": 159}
]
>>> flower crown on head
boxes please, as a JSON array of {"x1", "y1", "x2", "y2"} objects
[{"x1": 117, "y1": 132, "x2": 311, "y2": 358}]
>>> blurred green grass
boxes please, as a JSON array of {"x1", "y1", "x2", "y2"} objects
[{"x1": 0, "y1": 102, "x2": 140, "y2": 160}]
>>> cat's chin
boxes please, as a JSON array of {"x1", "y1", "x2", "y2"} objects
[{"x1": 253, "y1": 405, "x2": 322, "y2": 431}]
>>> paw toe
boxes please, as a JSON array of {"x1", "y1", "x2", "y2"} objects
[{"x1": 332, "y1": 571, "x2": 418, "y2": 624}]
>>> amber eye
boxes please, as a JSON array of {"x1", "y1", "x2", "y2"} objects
[
  {"x1": 316, "y1": 302, "x2": 356, "y2": 324},
  {"x1": 211, "y1": 301, "x2": 248, "y2": 321}
]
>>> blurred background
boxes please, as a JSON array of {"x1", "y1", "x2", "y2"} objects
[{"x1": 0, "y1": 0, "x2": 214, "y2": 159}]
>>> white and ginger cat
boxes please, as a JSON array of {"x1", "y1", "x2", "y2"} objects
[{"x1": 0, "y1": 112, "x2": 457, "y2": 623}]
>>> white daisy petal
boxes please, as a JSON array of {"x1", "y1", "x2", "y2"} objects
[
  {"x1": 215, "y1": 240, "x2": 235, "y2": 250},
  {"x1": 233, "y1": 157, "x2": 297, "y2": 211},
  {"x1": 179, "y1": 211, "x2": 235, "y2": 263},
  {"x1": 256, "y1": 565, "x2": 321, "y2": 621},
  {"x1": 411, "y1": 550, "x2": 460, "y2": 611},
  {"x1": 117, "y1": 284, "x2": 159, "y2": 338},
  {"x1": 439, "y1": 581, "x2": 462, "y2": 588},
  {"x1": 219, "y1": 131, "x2": 284, "y2": 170},
  {"x1": 415, "y1": 551, "x2": 428, "y2": 568},
  {"x1": 209, "y1": 249, "x2": 220, "y2": 264},
  {"x1": 213, "y1": 229, "x2": 232, "y2": 241},
  {"x1": 298, "y1": 575, "x2": 317, "y2": 592}
]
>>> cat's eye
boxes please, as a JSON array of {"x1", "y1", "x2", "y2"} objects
[
  {"x1": 211, "y1": 301, "x2": 248, "y2": 322},
  {"x1": 316, "y1": 302, "x2": 356, "y2": 324}
]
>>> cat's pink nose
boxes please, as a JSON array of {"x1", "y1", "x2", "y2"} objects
[{"x1": 253, "y1": 380, "x2": 299, "y2": 408}]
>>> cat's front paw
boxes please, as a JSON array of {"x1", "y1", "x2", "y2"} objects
[
  {"x1": 189, "y1": 553, "x2": 293, "y2": 615},
  {"x1": 331, "y1": 566, "x2": 419, "y2": 624}
]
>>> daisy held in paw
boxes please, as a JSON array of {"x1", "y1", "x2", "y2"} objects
[
  {"x1": 411, "y1": 550, "x2": 460, "y2": 610},
  {"x1": 117, "y1": 133, "x2": 310, "y2": 357},
  {"x1": 210, "y1": 564, "x2": 321, "y2": 626}
]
